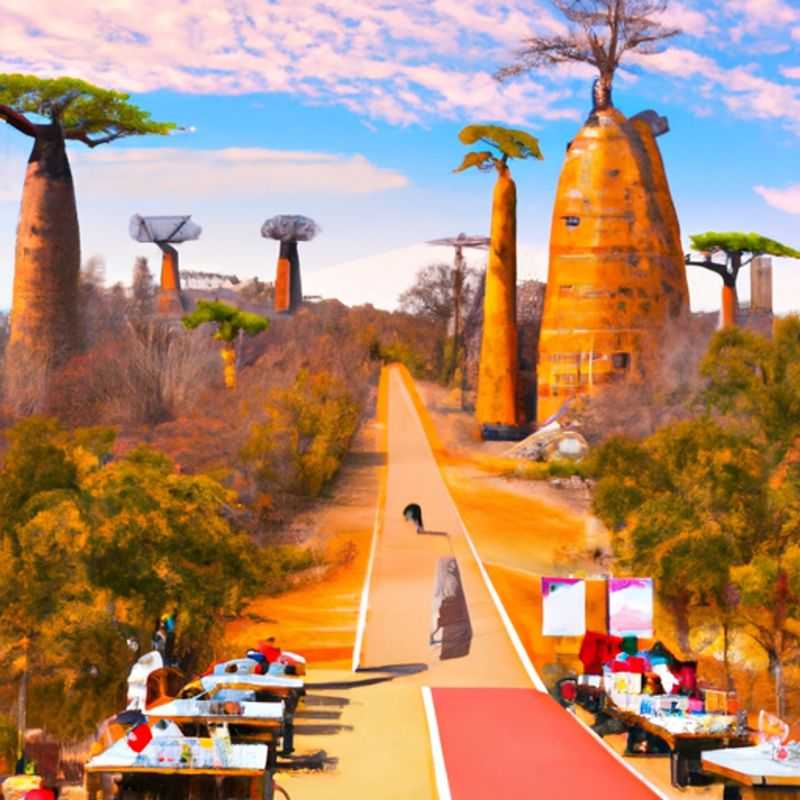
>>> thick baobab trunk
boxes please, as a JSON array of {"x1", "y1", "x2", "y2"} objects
[
  {"x1": 476, "y1": 162, "x2": 519, "y2": 427},
  {"x1": 156, "y1": 243, "x2": 185, "y2": 315},
  {"x1": 9, "y1": 123, "x2": 80, "y2": 364},
  {"x1": 274, "y1": 241, "x2": 302, "y2": 314}
]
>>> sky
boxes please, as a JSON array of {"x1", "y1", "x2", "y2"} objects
[{"x1": 0, "y1": 0, "x2": 799, "y2": 313}]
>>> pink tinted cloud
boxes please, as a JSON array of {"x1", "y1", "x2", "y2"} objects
[
  {"x1": 755, "y1": 184, "x2": 800, "y2": 215},
  {"x1": 0, "y1": 0, "x2": 582, "y2": 125}
]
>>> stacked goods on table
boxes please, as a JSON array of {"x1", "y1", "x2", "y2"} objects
[{"x1": 578, "y1": 631, "x2": 740, "y2": 736}]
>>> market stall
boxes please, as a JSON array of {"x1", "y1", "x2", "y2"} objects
[
  {"x1": 178, "y1": 670, "x2": 305, "y2": 755},
  {"x1": 147, "y1": 697, "x2": 285, "y2": 747},
  {"x1": 85, "y1": 731, "x2": 270, "y2": 800},
  {"x1": 565, "y1": 632, "x2": 752, "y2": 787}
]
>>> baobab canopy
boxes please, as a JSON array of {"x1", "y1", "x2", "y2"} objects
[
  {"x1": 689, "y1": 232, "x2": 800, "y2": 260},
  {"x1": 129, "y1": 215, "x2": 203, "y2": 244},
  {"x1": 261, "y1": 215, "x2": 320, "y2": 243},
  {"x1": 0, "y1": 73, "x2": 176, "y2": 145},
  {"x1": 0, "y1": 73, "x2": 175, "y2": 364}
]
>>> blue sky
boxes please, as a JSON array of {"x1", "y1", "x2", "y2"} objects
[{"x1": 0, "y1": 0, "x2": 799, "y2": 312}]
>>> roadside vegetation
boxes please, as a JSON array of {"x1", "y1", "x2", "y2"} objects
[
  {"x1": 0, "y1": 255, "x2": 443, "y2": 746},
  {"x1": 589, "y1": 316, "x2": 800, "y2": 716}
]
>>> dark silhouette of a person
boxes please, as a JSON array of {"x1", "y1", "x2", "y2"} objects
[{"x1": 403, "y1": 503, "x2": 424, "y2": 532}]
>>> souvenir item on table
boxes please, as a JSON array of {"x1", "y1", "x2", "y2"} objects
[
  {"x1": 671, "y1": 661, "x2": 697, "y2": 694},
  {"x1": 642, "y1": 673, "x2": 663, "y2": 695},
  {"x1": 608, "y1": 578, "x2": 653, "y2": 638},
  {"x1": 758, "y1": 710, "x2": 790, "y2": 745},
  {"x1": 704, "y1": 689, "x2": 727, "y2": 713},
  {"x1": 771, "y1": 741, "x2": 800, "y2": 764},
  {"x1": 687, "y1": 697, "x2": 704, "y2": 714},
  {"x1": 652, "y1": 663, "x2": 678, "y2": 694},
  {"x1": 579, "y1": 631, "x2": 623, "y2": 674},
  {"x1": 126, "y1": 722, "x2": 153, "y2": 753},
  {"x1": 541, "y1": 577, "x2": 586, "y2": 636},
  {"x1": 210, "y1": 725, "x2": 233, "y2": 768}
]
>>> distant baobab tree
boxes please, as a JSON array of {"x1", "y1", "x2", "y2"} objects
[
  {"x1": 686, "y1": 232, "x2": 800, "y2": 328},
  {"x1": 129, "y1": 214, "x2": 203, "y2": 316},
  {"x1": 182, "y1": 300, "x2": 269, "y2": 390},
  {"x1": 261, "y1": 215, "x2": 320, "y2": 314},
  {"x1": 496, "y1": 1, "x2": 681, "y2": 111},
  {"x1": 0, "y1": 73, "x2": 176, "y2": 364}
]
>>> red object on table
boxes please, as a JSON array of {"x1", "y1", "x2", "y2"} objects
[
  {"x1": 25, "y1": 790, "x2": 57, "y2": 799},
  {"x1": 126, "y1": 722, "x2": 153, "y2": 753},
  {"x1": 579, "y1": 631, "x2": 623, "y2": 675}
]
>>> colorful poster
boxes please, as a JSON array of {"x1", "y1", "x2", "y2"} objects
[
  {"x1": 541, "y1": 577, "x2": 586, "y2": 636},
  {"x1": 608, "y1": 578, "x2": 654, "y2": 638}
]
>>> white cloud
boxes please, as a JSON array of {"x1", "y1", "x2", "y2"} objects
[
  {"x1": 633, "y1": 47, "x2": 800, "y2": 131},
  {"x1": 782, "y1": 66, "x2": 800, "y2": 80},
  {"x1": 65, "y1": 146, "x2": 409, "y2": 199},
  {"x1": 656, "y1": 1, "x2": 712, "y2": 37},
  {"x1": 754, "y1": 183, "x2": 800, "y2": 215}
]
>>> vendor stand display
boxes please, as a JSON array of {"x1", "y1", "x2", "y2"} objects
[
  {"x1": 147, "y1": 697, "x2": 285, "y2": 749},
  {"x1": 570, "y1": 631, "x2": 752, "y2": 787},
  {"x1": 702, "y1": 745, "x2": 800, "y2": 798},
  {"x1": 85, "y1": 732, "x2": 271, "y2": 800},
  {"x1": 179, "y1": 673, "x2": 305, "y2": 756}
]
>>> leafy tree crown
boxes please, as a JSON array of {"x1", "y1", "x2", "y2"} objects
[
  {"x1": 690, "y1": 231, "x2": 800, "y2": 259},
  {"x1": 182, "y1": 300, "x2": 269, "y2": 342},
  {"x1": 0, "y1": 73, "x2": 176, "y2": 146},
  {"x1": 453, "y1": 124, "x2": 543, "y2": 173}
]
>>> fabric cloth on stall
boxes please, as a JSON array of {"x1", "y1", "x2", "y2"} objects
[{"x1": 579, "y1": 631, "x2": 623, "y2": 674}]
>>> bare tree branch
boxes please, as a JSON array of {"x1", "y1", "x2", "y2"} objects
[
  {"x1": 496, "y1": 0, "x2": 682, "y2": 110},
  {"x1": 0, "y1": 103, "x2": 36, "y2": 137}
]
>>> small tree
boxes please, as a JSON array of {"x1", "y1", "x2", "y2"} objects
[
  {"x1": 131, "y1": 256, "x2": 155, "y2": 318},
  {"x1": 454, "y1": 124, "x2": 542, "y2": 427},
  {"x1": 0, "y1": 74, "x2": 175, "y2": 365},
  {"x1": 686, "y1": 232, "x2": 800, "y2": 328},
  {"x1": 496, "y1": 0, "x2": 680, "y2": 111},
  {"x1": 182, "y1": 300, "x2": 269, "y2": 390}
]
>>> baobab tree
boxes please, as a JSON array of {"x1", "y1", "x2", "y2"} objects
[
  {"x1": 0, "y1": 74, "x2": 175, "y2": 365},
  {"x1": 686, "y1": 232, "x2": 800, "y2": 328},
  {"x1": 261, "y1": 215, "x2": 320, "y2": 314},
  {"x1": 496, "y1": 0, "x2": 680, "y2": 112},
  {"x1": 182, "y1": 301, "x2": 269, "y2": 390},
  {"x1": 454, "y1": 125, "x2": 542, "y2": 433}
]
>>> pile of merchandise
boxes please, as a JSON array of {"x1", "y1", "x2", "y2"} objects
[{"x1": 577, "y1": 631, "x2": 738, "y2": 735}]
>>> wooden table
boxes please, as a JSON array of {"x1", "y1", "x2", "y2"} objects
[
  {"x1": 85, "y1": 736, "x2": 271, "y2": 800},
  {"x1": 702, "y1": 746, "x2": 800, "y2": 798},
  {"x1": 147, "y1": 699, "x2": 285, "y2": 765},
  {"x1": 180, "y1": 675, "x2": 305, "y2": 754},
  {"x1": 605, "y1": 704, "x2": 751, "y2": 787}
]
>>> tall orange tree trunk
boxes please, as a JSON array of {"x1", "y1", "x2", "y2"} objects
[
  {"x1": 9, "y1": 123, "x2": 80, "y2": 364},
  {"x1": 476, "y1": 161, "x2": 519, "y2": 426},
  {"x1": 156, "y1": 243, "x2": 184, "y2": 315},
  {"x1": 220, "y1": 341, "x2": 237, "y2": 390}
]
